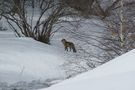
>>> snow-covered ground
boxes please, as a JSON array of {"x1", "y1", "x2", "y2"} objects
[
  {"x1": 0, "y1": 17, "x2": 127, "y2": 90},
  {"x1": 39, "y1": 49, "x2": 135, "y2": 90},
  {"x1": 0, "y1": 31, "x2": 66, "y2": 89},
  {"x1": 0, "y1": 18, "x2": 106, "y2": 89}
]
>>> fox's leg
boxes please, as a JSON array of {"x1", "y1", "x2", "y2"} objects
[
  {"x1": 70, "y1": 47, "x2": 72, "y2": 51},
  {"x1": 72, "y1": 44, "x2": 77, "y2": 53},
  {"x1": 67, "y1": 47, "x2": 68, "y2": 51},
  {"x1": 65, "y1": 46, "x2": 68, "y2": 51}
]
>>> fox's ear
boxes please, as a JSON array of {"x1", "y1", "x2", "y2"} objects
[{"x1": 61, "y1": 39, "x2": 65, "y2": 41}]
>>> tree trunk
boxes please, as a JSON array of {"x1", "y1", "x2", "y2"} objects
[{"x1": 119, "y1": 0, "x2": 124, "y2": 48}]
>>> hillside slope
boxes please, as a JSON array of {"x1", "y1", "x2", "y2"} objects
[{"x1": 40, "y1": 49, "x2": 135, "y2": 90}]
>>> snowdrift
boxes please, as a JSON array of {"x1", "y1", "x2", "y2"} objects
[
  {"x1": 40, "y1": 49, "x2": 135, "y2": 90},
  {"x1": 0, "y1": 37, "x2": 65, "y2": 84}
]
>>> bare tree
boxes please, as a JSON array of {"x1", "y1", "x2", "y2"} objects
[
  {"x1": 0, "y1": 0, "x2": 74, "y2": 44},
  {"x1": 61, "y1": 0, "x2": 122, "y2": 18},
  {"x1": 61, "y1": 0, "x2": 135, "y2": 77},
  {"x1": 101, "y1": 0, "x2": 135, "y2": 57}
]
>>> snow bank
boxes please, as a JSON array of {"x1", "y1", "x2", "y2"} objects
[
  {"x1": 40, "y1": 49, "x2": 135, "y2": 90},
  {"x1": 0, "y1": 31, "x2": 16, "y2": 38},
  {"x1": 0, "y1": 37, "x2": 65, "y2": 84}
]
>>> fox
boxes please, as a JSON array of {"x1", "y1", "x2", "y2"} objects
[{"x1": 61, "y1": 39, "x2": 77, "y2": 53}]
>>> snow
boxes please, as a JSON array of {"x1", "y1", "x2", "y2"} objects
[
  {"x1": 0, "y1": 18, "x2": 105, "y2": 89},
  {"x1": 1, "y1": 16, "x2": 134, "y2": 90},
  {"x1": 39, "y1": 49, "x2": 135, "y2": 90},
  {"x1": 0, "y1": 31, "x2": 65, "y2": 84},
  {"x1": 0, "y1": 31, "x2": 16, "y2": 38}
]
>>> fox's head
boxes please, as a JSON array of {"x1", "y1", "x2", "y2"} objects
[{"x1": 61, "y1": 39, "x2": 66, "y2": 43}]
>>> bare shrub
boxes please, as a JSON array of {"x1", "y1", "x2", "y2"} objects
[{"x1": 0, "y1": 0, "x2": 75, "y2": 44}]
